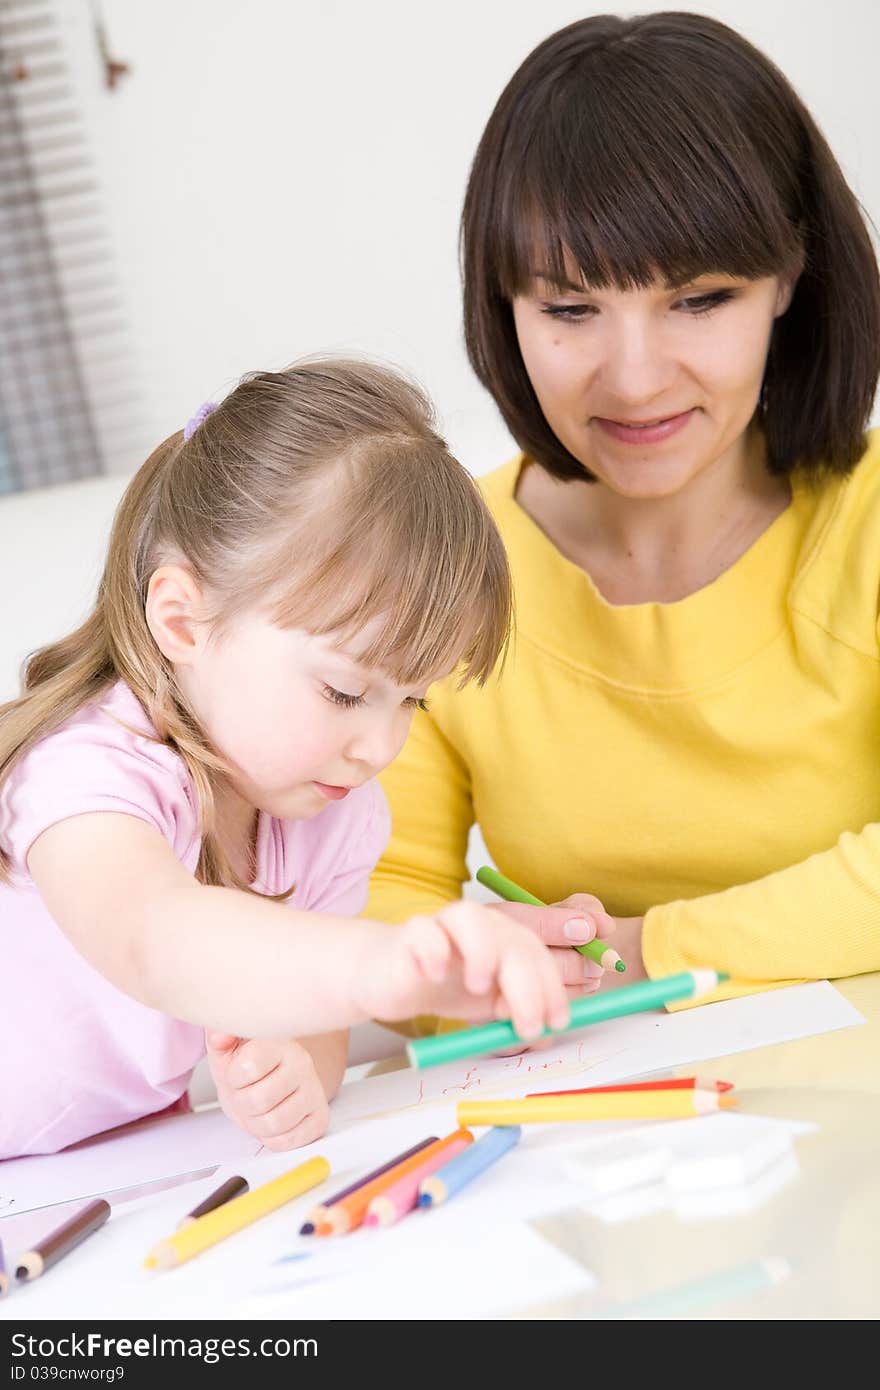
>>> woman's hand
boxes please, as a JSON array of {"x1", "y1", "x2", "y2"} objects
[
  {"x1": 595, "y1": 916, "x2": 647, "y2": 987},
  {"x1": 355, "y1": 901, "x2": 571, "y2": 1043},
  {"x1": 491, "y1": 892, "x2": 617, "y2": 1002},
  {"x1": 206, "y1": 1033, "x2": 330, "y2": 1151}
]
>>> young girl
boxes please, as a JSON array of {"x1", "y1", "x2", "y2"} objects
[{"x1": 0, "y1": 359, "x2": 576, "y2": 1159}]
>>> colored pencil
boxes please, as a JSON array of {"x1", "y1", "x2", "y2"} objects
[
  {"x1": 319, "y1": 1130, "x2": 472, "y2": 1236},
  {"x1": 476, "y1": 866, "x2": 625, "y2": 971},
  {"x1": 418, "y1": 1126, "x2": 522, "y2": 1208},
  {"x1": 407, "y1": 968, "x2": 727, "y2": 1069},
  {"x1": 457, "y1": 1090, "x2": 737, "y2": 1126},
  {"x1": 364, "y1": 1132, "x2": 474, "y2": 1227},
  {"x1": 145, "y1": 1156, "x2": 329, "y2": 1270},
  {"x1": 15, "y1": 1199, "x2": 111, "y2": 1282},
  {"x1": 527, "y1": 1076, "x2": 734, "y2": 1098},
  {"x1": 0, "y1": 1238, "x2": 8, "y2": 1297},
  {"x1": 177, "y1": 1175, "x2": 249, "y2": 1228},
  {"x1": 299, "y1": 1137, "x2": 438, "y2": 1234}
]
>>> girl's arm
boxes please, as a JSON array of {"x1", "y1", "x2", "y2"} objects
[{"x1": 27, "y1": 811, "x2": 568, "y2": 1042}]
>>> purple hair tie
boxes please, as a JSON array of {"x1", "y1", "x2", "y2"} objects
[{"x1": 183, "y1": 400, "x2": 218, "y2": 441}]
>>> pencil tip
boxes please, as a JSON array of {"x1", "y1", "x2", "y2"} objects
[
  {"x1": 615, "y1": 961, "x2": 626, "y2": 972},
  {"x1": 299, "y1": 1223, "x2": 314, "y2": 1236},
  {"x1": 718, "y1": 1094, "x2": 738, "y2": 1109}
]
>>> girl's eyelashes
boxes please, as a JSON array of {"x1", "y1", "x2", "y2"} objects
[
  {"x1": 322, "y1": 685, "x2": 429, "y2": 712},
  {"x1": 538, "y1": 288, "x2": 737, "y2": 321},
  {"x1": 323, "y1": 685, "x2": 366, "y2": 709}
]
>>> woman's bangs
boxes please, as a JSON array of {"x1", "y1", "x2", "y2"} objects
[{"x1": 495, "y1": 85, "x2": 801, "y2": 297}]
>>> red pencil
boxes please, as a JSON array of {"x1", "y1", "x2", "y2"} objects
[{"x1": 527, "y1": 1075, "x2": 733, "y2": 1099}]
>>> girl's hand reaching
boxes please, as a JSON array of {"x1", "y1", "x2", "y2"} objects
[
  {"x1": 356, "y1": 902, "x2": 571, "y2": 1041},
  {"x1": 489, "y1": 891, "x2": 616, "y2": 1002},
  {"x1": 206, "y1": 1033, "x2": 329, "y2": 1151}
]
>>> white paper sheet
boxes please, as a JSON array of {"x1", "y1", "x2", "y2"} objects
[
  {"x1": 0, "y1": 1107, "x2": 262, "y2": 1219},
  {"x1": 328, "y1": 981, "x2": 863, "y2": 1127}
]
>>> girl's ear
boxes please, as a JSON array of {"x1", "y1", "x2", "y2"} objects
[{"x1": 145, "y1": 564, "x2": 207, "y2": 666}]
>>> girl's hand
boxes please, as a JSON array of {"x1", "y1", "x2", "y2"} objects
[
  {"x1": 357, "y1": 902, "x2": 571, "y2": 1042},
  {"x1": 206, "y1": 1033, "x2": 329, "y2": 1151},
  {"x1": 485, "y1": 893, "x2": 614, "y2": 1056},
  {"x1": 489, "y1": 891, "x2": 616, "y2": 1003}
]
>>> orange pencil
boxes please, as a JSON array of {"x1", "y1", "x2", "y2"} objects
[
  {"x1": 364, "y1": 1131, "x2": 474, "y2": 1227},
  {"x1": 527, "y1": 1075, "x2": 733, "y2": 1098},
  {"x1": 318, "y1": 1129, "x2": 473, "y2": 1236}
]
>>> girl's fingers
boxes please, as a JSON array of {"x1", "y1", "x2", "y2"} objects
[
  {"x1": 225, "y1": 1069, "x2": 297, "y2": 1120},
  {"x1": 537, "y1": 949, "x2": 571, "y2": 1032},
  {"x1": 496, "y1": 949, "x2": 549, "y2": 1041},
  {"x1": 256, "y1": 1099, "x2": 329, "y2": 1151},
  {"x1": 400, "y1": 915, "x2": 452, "y2": 984},
  {"x1": 224, "y1": 1040, "x2": 285, "y2": 1090},
  {"x1": 434, "y1": 902, "x2": 500, "y2": 994}
]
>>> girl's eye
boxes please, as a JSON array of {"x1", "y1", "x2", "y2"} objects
[
  {"x1": 539, "y1": 303, "x2": 596, "y2": 322},
  {"x1": 404, "y1": 696, "x2": 429, "y2": 712},
  {"x1": 323, "y1": 685, "x2": 366, "y2": 709},
  {"x1": 677, "y1": 289, "x2": 736, "y2": 314}
]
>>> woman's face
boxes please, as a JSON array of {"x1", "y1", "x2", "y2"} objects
[{"x1": 512, "y1": 272, "x2": 795, "y2": 499}]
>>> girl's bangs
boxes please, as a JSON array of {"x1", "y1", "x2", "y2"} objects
[
  {"x1": 270, "y1": 537, "x2": 508, "y2": 689},
  {"x1": 265, "y1": 449, "x2": 511, "y2": 688}
]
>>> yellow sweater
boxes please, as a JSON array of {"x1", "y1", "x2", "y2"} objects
[{"x1": 367, "y1": 434, "x2": 880, "y2": 1030}]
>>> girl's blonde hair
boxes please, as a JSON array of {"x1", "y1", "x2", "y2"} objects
[{"x1": 0, "y1": 359, "x2": 511, "y2": 890}]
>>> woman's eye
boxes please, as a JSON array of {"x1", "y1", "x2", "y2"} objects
[
  {"x1": 678, "y1": 290, "x2": 736, "y2": 314},
  {"x1": 404, "y1": 696, "x2": 430, "y2": 712},
  {"x1": 540, "y1": 303, "x2": 596, "y2": 322},
  {"x1": 323, "y1": 685, "x2": 366, "y2": 709}
]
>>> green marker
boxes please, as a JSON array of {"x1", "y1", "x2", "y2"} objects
[
  {"x1": 406, "y1": 969, "x2": 729, "y2": 1070},
  {"x1": 476, "y1": 865, "x2": 626, "y2": 971}
]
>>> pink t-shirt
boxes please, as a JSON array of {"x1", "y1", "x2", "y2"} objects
[{"x1": 0, "y1": 682, "x2": 390, "y2": 1158}]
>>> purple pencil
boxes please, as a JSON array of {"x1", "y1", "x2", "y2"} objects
[
  {"x1": 0, "y1": 1237, "x2": 8, "y2": 1297},
  {"x1": 299, "y1": 1136, "x2": 438, "y2": 1234}
]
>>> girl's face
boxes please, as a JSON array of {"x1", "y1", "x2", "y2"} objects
[
  {"x1": 179, "y1": 611, "x2": 430, "y2": 820},
  {"x1": 511, "y1": 272, "x2": 795, "y2": 499}
]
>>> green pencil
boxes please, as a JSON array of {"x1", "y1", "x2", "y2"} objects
[
  {"x1": 476, "y1": 865, "x2": 626, "y2": 971},
  {"x1": 406, "y1": 968, "x2": 728, "y2": 1070}
]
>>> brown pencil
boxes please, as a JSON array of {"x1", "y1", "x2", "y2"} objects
[
  {"x1": 15, "y1": 1198, "x2": 111, "y2": 1281},
  {"x1": 177, "y1": 1176, "x2": 249, "y2": 1229}
]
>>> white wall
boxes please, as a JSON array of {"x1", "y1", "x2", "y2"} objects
[{"x1": 57, "y1": 0, "x2": 880, "y2": 477}]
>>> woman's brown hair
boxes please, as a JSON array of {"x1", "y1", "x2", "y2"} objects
[
  {"x1": 0, "y1": 359, "x2": 511, "y2": 890},
  {"x1": 462, "y1": 12, "x2": 880, "y2": 481}
]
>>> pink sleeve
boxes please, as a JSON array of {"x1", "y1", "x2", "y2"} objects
[{"x1": 1, "y1": 706, "x2": 200, "y2": 881}]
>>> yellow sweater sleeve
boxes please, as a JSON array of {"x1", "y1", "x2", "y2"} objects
[{"x1": 644, "y1": 821, "x2": 880, "y2": 1007}]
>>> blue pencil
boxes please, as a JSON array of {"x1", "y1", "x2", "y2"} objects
[{"x1": 417, "y1": 1126, "x2": 522, "y2": 1208}]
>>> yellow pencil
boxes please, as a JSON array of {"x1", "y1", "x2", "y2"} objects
[
  {"x1": 457, "y1": 1091, "x2": 737, "y2": 1125},
  {"x1": 144, "y1": 1156, "x2": 329, "y2": 1270}
]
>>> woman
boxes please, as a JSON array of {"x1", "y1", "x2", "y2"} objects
[{"x1": 367, "y1": 12, "x2": 880, "y2": 1031}]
